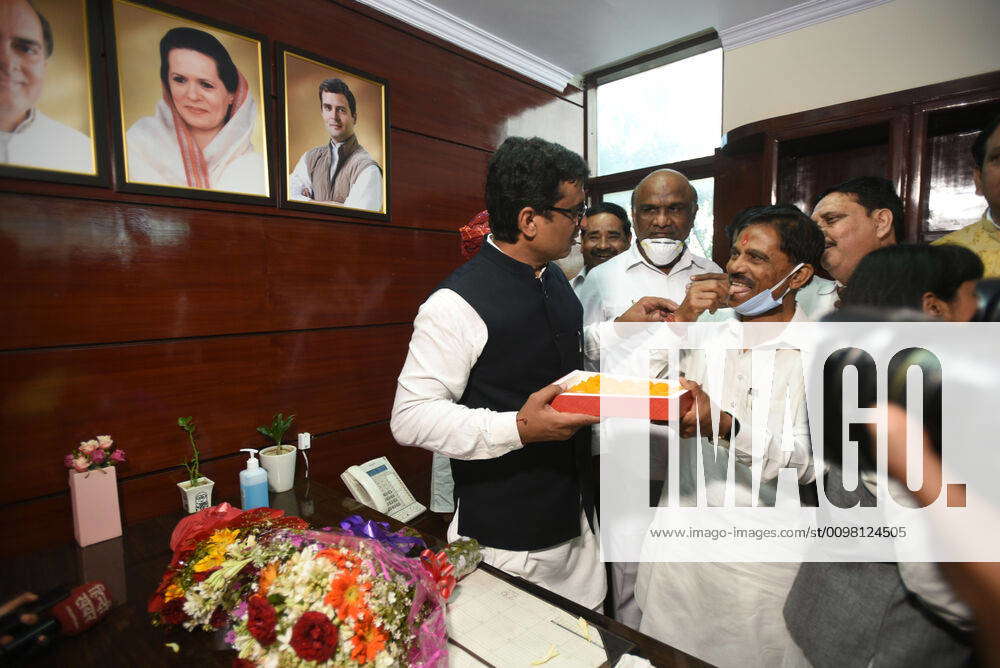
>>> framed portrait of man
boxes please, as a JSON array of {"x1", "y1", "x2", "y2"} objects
[
  {"x1": 278, "y1": 45, "x2": 389, "y2": 220},
  {"x1": 0, "y1": 0, "x2": 107, "y2": 185},
  {"x1": 106, "y1": 0, "x2": 272, "y2": 203}
]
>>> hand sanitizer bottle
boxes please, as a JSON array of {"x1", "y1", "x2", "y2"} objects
[{"x1": 239, "y1": 448, "x2": 269, "y2": 510}]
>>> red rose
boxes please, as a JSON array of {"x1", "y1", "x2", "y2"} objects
[
  {"x1": 210, "y1": 606, "x2": 228, "y2": 629},
  {"x1": 289, "y1": 611, "x2": 338, "y2": 663},
  {"x1": 160, "y1": 598, "x2": 187, "y2": 625},
  {"x1": 246, "y1": 595, "x2": 277, "y2": 646}
]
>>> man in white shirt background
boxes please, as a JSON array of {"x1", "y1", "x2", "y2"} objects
[
  {"x1": 288, "y1": 77, "x2": 383, "y2": 212},
  {"x1": 0, "y1": 0, "x2": 93, "y2": 173},
  {"x1": 571, "y1": 201, "x2": 632, "y2": 295},
  {"x1": 576, "y1": 167, "x2": 722, "y2": 628},
  {"x1": 635, "y1": 205, "x2": 826, "y2": 667}
]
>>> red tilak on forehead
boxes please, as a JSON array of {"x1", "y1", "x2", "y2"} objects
[{"x1": 741, "y1": 236, "x2": 748, "y2": 245}]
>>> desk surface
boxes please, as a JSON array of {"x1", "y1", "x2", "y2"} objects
[{"x1": 2, "y1": 480, "x2": 708, "y2": 667}]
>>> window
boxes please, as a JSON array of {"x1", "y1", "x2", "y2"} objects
[
  {"x1": 586, "y1": 32, "x2": 722, "y2": 262},
  {"x1": 596, "y1": 49, "x2": 722, "y2": 176}
]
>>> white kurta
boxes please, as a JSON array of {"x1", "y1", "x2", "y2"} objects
[
  {"x1": 635, "y1": 306, "x2": 816, "y2": 668},
  {"x1": 288, "y1": 139, "x2": 383, "y2": 212},
  {"x1": 390, "y1": 244, "x2": 606, "y2": 608},
  {"x1": 0, "y1": 109, "x2": 93, "y2": 174},
  {"x1": 125, "y1": 97, "x2": 266, "y2": 195}
]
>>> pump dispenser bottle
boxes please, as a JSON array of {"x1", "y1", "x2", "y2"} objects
[{"x1": 239, "y1": 448, "x2": 269, "y2": 510}]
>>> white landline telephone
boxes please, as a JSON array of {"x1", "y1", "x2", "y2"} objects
[{"x1": 341, "y1": 456, "x2": 426, "y2": 523}]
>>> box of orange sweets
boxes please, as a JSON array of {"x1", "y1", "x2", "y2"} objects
[{"x1": 549, "y1": 370, "x2": 693, "y2": 420}]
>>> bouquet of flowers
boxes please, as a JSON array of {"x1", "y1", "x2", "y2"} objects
[
  {"x1": 149, "y1": 505, "x2": 450, "y2": 667},
  {"x1": 64, "y1": 435, "x2": 126, "y2": 472}
]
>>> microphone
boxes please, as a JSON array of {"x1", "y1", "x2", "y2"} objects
[{"x1": 0, "y1": 582, "x2": 111, "y2": 658}]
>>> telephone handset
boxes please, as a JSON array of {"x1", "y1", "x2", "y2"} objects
[{"x1": 341, "y1": 456, "x2": 426, "y2": 523}]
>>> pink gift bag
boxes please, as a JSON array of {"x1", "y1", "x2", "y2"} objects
[{"x1": 69, "y1": 467, "x2": 123, "y2": 547}]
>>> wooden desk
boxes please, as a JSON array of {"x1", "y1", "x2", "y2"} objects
[{"x1": 2, "y1": 480, "x2": 708, "y2": 667}]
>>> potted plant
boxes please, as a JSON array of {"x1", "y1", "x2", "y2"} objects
[
  {"x1": 257, "y1": 413, "x2": 297, "y2": 493},
  {"x1": 64, "y1": 435, "x2": 127, "y2": 546},
  {"x1": 176, "y1": 417, "x2": 214, "y2": 513}
]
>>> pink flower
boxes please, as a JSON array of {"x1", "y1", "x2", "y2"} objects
[
  {"x1": 97, "y1": 435, "x2": 113, "y2": 450},
  {"x1": 72, "y1": 456, "x2": 90, "y2": 472},
  {"x1": 64, "y1": 454, "x2": 75, "y2": 469},
  {"x1": 91, "y1": 449, "x2": 106, "y2": 464},
  {"x1": 110, "y1": 449, "x2": 126, "y2": 464},
  {"x1": 79, "y1": 440, "x2": 98, "y2": 454}
]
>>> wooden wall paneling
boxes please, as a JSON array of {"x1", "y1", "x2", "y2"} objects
[
  {"x1": 263, "y1": 223, "x2": 456, "y2": 333},
  {"x1": 775, "y1": 121, "x2": 892, "y2": 213},
  {"x1": 0, "y1": 326, "x2": 413, "y2": 505},
  {"x1": 0, "y1": 196, "x2": 459, "y2": 350},
  {"x1": 907, "y1": 107, "x2": 930, "y2": 244},
  {"x1": 0, "y1": 197, "x2": 269, "y2": 350},
  {"x1": 888, "y1": 113, "x2": 912, "y2": 241},
  {"x1": 762, "y1": 137, "x2": 779, "y2": 205},
  {"x1": 389, "y1": 130, "x2": 489, "y2": 230},
  {"x1": 711, "y1": 148, "x2": 764, "y2": 267},
  {"x1": 912, "y1": 94, "x2": 1000, "y2": 242}
]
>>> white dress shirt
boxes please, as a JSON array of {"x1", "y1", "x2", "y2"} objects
[
  {"x1": 288, "y1": 139, "x2": 383, "y2": 211},
  {"x1": 570, "y1": 267, "x2": 588, "y2": 296},
  {"x1": 390, "y1": 238, "x2": 605, "y2": 608},
  {"x1": 635, "y1": 304, "x2": 817, "y2": 668},
  {"x1": 0, "y1": 109, "x2": 93, "y2": 174}
]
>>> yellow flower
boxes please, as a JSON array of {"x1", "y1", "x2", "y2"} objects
[
  {"x1": 164, "y1": 583, "x2": 184, "y2": 602},
  {"x1": 193, "y1": 545, "x2": 227, "y2": 572},
  {"x1": 207, "y1": 528, "x2": 240, "y2": 550}
]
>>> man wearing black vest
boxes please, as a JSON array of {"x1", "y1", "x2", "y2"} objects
[{"x1": 391, "y1": 136, "x2": 669, "y2": 607}]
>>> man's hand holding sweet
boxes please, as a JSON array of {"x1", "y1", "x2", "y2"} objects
[
  {"x1": 516, "y1": 384, "x2": 600, "y2": 444},
  {"x1": 673, "y1": 273, "x2": 730, "y2": 322},
  {"x1": 614, "y1": 296, "x2": 678, "y2": 323}
]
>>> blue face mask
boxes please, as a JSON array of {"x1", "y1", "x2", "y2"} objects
[{"x1": 733, "y1": 263, "x2": 805, "y2": 317}]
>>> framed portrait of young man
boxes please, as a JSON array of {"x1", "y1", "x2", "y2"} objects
[
  {"x1": 0, "y1": 0, "x2": 107, "y2": 186},
  {"x1": 278, "y1": 45, "x2": 389, "y2": 220},
  {"x1": 106, "y1": 0, "x2": 273, "y2": 203}
]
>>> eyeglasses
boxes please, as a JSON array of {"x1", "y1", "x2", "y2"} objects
[{"x1": 548, "y1": 205, "x2": 587, "y2": 224}]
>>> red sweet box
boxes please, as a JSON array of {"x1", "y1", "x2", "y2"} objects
[{"x1": 549, "y1": 370, "x2": 693, "y2": 421}]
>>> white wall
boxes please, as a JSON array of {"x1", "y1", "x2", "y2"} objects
[{"x1": 723, "y1": 0, "x2": 1000, "y2": 132}]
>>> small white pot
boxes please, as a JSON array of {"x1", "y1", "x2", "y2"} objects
[
  {"x1": 259, "y1": 445, "x2": 297, "y2": 493},
  {"x1": 177, "y1": 477, "x2": 215, "y2": 513}
]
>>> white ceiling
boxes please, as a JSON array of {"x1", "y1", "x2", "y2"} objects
[{"x1": 421, "y1": 0, "x2": 805, "y2": 76}]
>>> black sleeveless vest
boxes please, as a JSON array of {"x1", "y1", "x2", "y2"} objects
[{"x1": 439, "y1": 241, "x2": 593, "y2": 551}]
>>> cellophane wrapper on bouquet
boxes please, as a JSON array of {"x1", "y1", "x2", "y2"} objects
[{"x1": 148, "y1": 504, "x2": 448, "y2": 667}]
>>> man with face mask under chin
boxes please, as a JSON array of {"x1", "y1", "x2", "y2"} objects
[
  {"x1": 575, "y1": 169, "x2": 722, "y2": 629},
  {"x1": 633, "y1": 205, "x2": 826, "y2": 668}
]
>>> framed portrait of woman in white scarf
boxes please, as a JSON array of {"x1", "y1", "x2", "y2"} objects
[{"x1": 106, "y1": 0, "x2": 272, "y2": 203}]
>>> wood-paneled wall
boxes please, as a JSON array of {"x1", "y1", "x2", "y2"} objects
[{"x1": 0, "y1": 0, "x2": 583, "y2": 556}]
